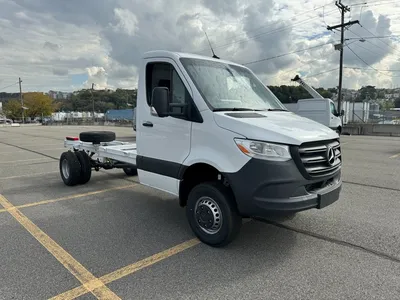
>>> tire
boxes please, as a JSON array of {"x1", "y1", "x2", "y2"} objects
[
  {"x1": 75, "y1": 151, "x2": 92, "y2": 184},
  {"x1": 123, "y1": 167, "x2": 137, "y2": 176},
  {"x1": 60, "y1": 151, "x2": 82, "y2": 186},
  {"x1": 79, "y1": 131, "x2": 116, "y2": 144},
  {"x1": 186, "y1": 181, "x2": 242, "y2": 247}
]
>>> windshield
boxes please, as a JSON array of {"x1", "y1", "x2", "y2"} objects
[{"x1": 179, "y1": 57, "x2": 287, "y2": 111}]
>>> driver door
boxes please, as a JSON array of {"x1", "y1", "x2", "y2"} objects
[{"x1": 136, "y1": 58, "x2": 193, "y2": 195}]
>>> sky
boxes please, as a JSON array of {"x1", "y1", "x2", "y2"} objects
[{"x1": 0, "y1": 0, "x2": 400, "y2": 93}]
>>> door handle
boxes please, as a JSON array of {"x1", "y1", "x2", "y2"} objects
[{"x1": 142, "y1": 121, "x2": 153, "y2": 127}]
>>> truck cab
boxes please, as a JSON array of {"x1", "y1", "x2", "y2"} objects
[{"x1": 135, "y1": 51, "x2": 342, "y2": 246}]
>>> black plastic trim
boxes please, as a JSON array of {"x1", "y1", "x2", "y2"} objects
[
  {"x1": 289, "y1": 145, "x2": 311, "y2": 180},
  {"x1": 222, "y1": 157, "x2": 342, "y2": 218},
  {"x1": 290, "y1": 138, "x2": 342, "y2": 180},
  {"x1": 136, "y1": 155, "x2": 187, "y2": 179}
]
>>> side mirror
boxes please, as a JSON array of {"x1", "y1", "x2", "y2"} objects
[
  {"x1": 340, "y1": 109, "x2": 344, "y2": 116},
  {"x1": 151, "y1": 87, "x2": 169, "y2": 117}
]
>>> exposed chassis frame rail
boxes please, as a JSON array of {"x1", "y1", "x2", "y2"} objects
[{"x1": 64, "y1": 137, "x2": 137, "y2": 169}]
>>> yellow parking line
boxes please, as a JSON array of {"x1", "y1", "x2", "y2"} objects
[
  {"x1": 0, "y1": 194, "x2": 121, "y2": 300},
  {"x1": 50, "y1": 238, "x2": 201, "y2": 299},
  {"x1": 50, "y1": 219, "x2": 252, "y2": 299},
  {"x1": 0, "y1": 184, "x2": 137, "y2": 214},
  {"x1": 389, "y1": 153, "x2": 400, "y2": 159},
  {"x1": 0, "y1": 171, "x2": 59, "y2": 180}
]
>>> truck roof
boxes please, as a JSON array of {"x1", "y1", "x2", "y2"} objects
[{"x1": 142, "y1": 50, "x2": 246, "y2": 68}]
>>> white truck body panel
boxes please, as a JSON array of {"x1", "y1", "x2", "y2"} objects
[
  {"x1": 284, "y1": 98, "x2": 342, "y2": 130},
  {"x1": 213, "y1": 109, "x2": 337, "y2": 145},
  {"x1": 182, "y1": 109, "x2": 250, "y2": 173},
  {"x1": 290, "y1": 75, "x2": 343, "y2": 131}
]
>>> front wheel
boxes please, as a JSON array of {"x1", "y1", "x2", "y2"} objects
[{"x1": 186, "y1": 181, "x2": 242, "y2": 247}]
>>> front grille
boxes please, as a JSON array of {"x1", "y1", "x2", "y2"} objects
[{"x1": 297, "y1": 139, "x2": 342, "y2": 178}]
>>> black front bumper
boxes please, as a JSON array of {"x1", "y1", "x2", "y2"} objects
[{"x1": 222, "y1": 158, "x2": 342, "y2": 218}]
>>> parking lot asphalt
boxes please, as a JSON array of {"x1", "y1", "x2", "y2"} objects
[{"x1": 0, "y1": 125, "x2": 399, "y2": 300}]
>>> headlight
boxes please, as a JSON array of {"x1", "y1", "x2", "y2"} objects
[{"x1": 234, "y1": 138, "x2": 291, "y2": 161}]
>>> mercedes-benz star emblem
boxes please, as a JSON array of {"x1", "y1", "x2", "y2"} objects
[{"x1": 326, "y1": 146, "x2": 335, "y2": 166}]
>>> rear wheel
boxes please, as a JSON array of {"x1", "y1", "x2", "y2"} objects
[
  {"x1": 60, "y1": 151, "x2": 82, "y2": 186},
  {"x1": 75, "y1": 151, "x2": 92, "y2": 184},
  {"x1": 123, "y1": 167, "x2": 137, "y2": 176},
  {"x1": 186, "y1": 181, "x2": 242, "y2": 247}
]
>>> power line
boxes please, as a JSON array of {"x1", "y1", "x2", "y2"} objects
[
  {"x1": 353, "y1": 0, "x2": 398, "y2": 7},
  {"x1": 274, "y1": 53, "x2": 336, "y2": 78},
  {"x1": 345, "y1": 44, "x2": 400, "y2": 77},
  {"x1": 347, "y1": 28, "x2": 390, "y2": 53},
  {"x1": 241, "y1": 41, "x2": 333, "y2": 66},
  {"x1": 352, "y1": 41, "x2": 390, "y2": 56},
  {"x1": 266, "y1": 47, "x2": 337, "y2": 79},
  {"x1": 0, "y1": 81, "x2": 19, "y2": 91},
  {"x1": 344, "y1": 66, "x2": 400, "y2": 72},
  {"x1": 196, "y1": 7, "x2": 338, "y2": 54},
  {"x1": 205, "y1": 1, "x2": 337, "y2": 40},
  {"x1": 358, "y1": 24, "x2": 400, "y2": 55},
  {"x1": 345, "y1": 34, "x2": 400, "y2": 39},
  {"x1": 303, "y1": 67, "x2": 340, "y2": 78}
]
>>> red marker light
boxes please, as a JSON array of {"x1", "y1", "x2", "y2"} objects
[{"x1": 66, "y1": 136, "x2": 79, "y2": 141}]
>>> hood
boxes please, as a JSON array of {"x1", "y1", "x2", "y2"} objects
[{"x1": 213, "y1": 111, "x2": 338, "y2": 145}]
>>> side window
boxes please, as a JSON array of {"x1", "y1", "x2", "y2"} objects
[
  {"x1": 330, "y1": 102, "x2": 337, "y2": 115},
  {"x1": 145, "y1": 61, "x2": 192, "y2": 116}
]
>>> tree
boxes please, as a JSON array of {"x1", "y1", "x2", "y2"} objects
[
  {"x1": 380, "y1": 100, "x2": 395, "y2": 111},
  {"x1": 23, "y1": 92, "x2": 56, "y2": 118},
  {"x1": 3, "y1": 99, "x2": 22, "y2": 120},
  {"x1": 53, "y1": 88, "x2": 138, "y2": 113},
  {"x1": 355, "y1": 85, "x2": 377, "y2": 102},
  {"x1": 110, "y1": 89, "x2": 129, "y2": 109},
  {"x1": 316, "y1": 88, "x2": 333, "y2": 99}
]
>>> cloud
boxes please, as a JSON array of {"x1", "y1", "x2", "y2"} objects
[
  {"x1": 44, "y1": 42, "x2": 62, "y2": 51},
  {"x1": 340, "y1": 10, "x2": 394, "y2": 67},
  {"x1": 83, "y1": 67, "x2": 108, "y2": 90},
  {"x1": 0, "y1": 0, "x2": 399, "y2": 93},
  {"x1": 52, "y1": 68, "x2": 68, "y2": 76}
]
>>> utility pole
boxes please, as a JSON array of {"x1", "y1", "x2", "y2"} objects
[
  {"x1": 327, "y1": 1, "x2": 359, "y2": 114},
  {"x1": 91, "y1": 83, "x2": 95, "y2": 123},
  {"x1": 19, "y1": 77, "x2": 24, "y2": 124}
]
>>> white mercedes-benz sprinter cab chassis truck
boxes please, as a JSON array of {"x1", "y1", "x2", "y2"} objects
[{"x1": 60, "y1": 51, "x2": 343, "y2": 248}]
